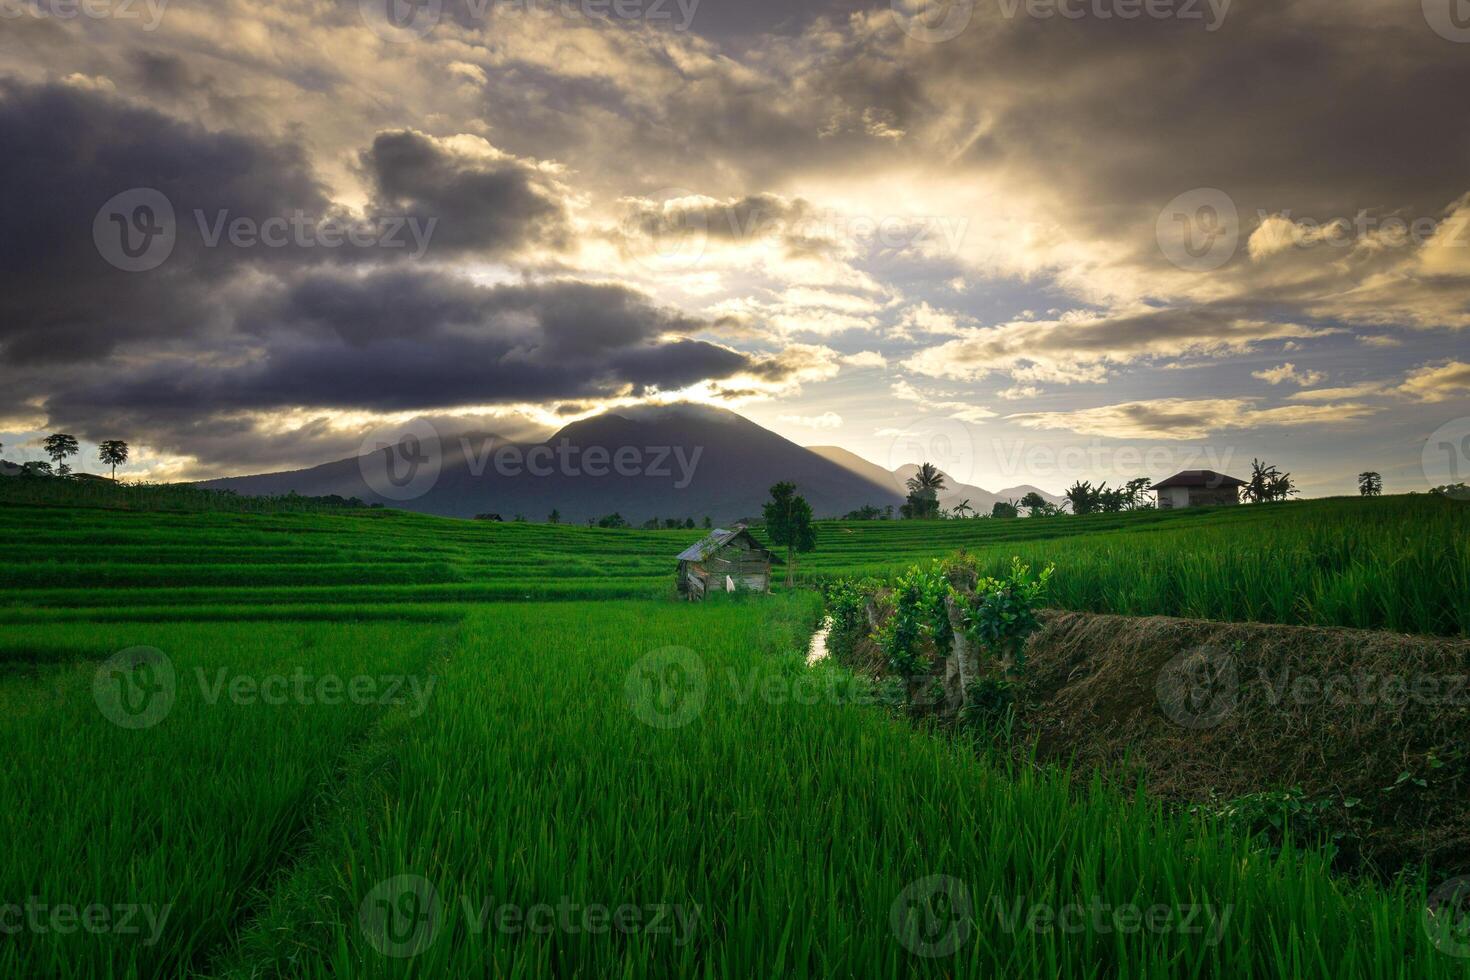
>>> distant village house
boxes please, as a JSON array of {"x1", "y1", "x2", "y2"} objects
[
  {"x1": 676, "y1": 526, "x2": 775, "y2": 600},
  {"x1": 1150, "y1": 470, "x2": 1246, "y2": 509}
]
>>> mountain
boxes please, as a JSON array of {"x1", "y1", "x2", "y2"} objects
[
  {"x1": 891, "y1": 463, "x2": 1065, "y2": 515},
  {"x1": 199, "y1": 405, "x2": 905, "y2": 523},
  {"x1": 806, "y1": 446, "x2": 904, "y2": 495}
]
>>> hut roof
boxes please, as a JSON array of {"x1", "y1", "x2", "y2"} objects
[
  {"x1": 675, "y1": 526, "x2": 772, "y2": 562},
  {"x1": 1149, "y1": 469, "x2": 1246, "y2": 490}
]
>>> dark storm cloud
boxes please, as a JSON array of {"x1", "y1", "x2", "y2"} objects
[
  {"x1": 362, "y1": 129, "x2": 570, "y2": 254},
  {"x1": 43, "y1": 273, "x2": 754, "y2": 426},
  {"x1": 911, "y1": 2, "x2": 1470, "y2": 256},
  {"x1": 0, "y1": 79, "x2": 328, "y2": 363},
  {"x1": 0, "y1": 81, "x2": 583, "y2": 369}
]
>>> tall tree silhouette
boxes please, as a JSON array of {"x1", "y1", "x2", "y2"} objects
[
  {"x1": 98, "y1": 440, "x2": 129, "y2": 481},
  {"x1": 43, "y1": 433, "x2": 78, "y2": 476}
]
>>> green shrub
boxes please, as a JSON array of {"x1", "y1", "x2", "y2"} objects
[
  {"x1": 961, "y1": 557, "x2": 1053, "y2": 675},
  {"x1": 822, "y1": 578, "x2": 875, "y2": 664},
  {"x1": 879, "y1": 561, "x2": 953, "y2": 677}
]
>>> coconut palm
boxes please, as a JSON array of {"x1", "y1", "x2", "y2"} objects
[{"x1": 906, "y1": 462, "x2": 946, "y2": 495}]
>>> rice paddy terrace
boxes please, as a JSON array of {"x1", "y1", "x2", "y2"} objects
[
  {"x1": 2, "y1": 494, "x2": 1468, "y2": 978},
  {"x1": 3, "y1": 494, "x2": 1466, "y2": 634}
]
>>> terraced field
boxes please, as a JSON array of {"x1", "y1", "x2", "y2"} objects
[
  {"x1": 3, "y1": 496, "x2": 1468, "y2": 977},
  {"x1": 5, "y1": 494, "x2": 1466, "y2": 633}
]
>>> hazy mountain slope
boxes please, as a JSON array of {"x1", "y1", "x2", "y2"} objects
[
  {"x1": 806, "y1": 446, "x2": 904, "y2": 495},
  {"x1": 200, "y1": 405, "x2": 905, "y2": 522},
  {"x1": 891, "y1": 463, "x2": 1065, "y2": 514}
]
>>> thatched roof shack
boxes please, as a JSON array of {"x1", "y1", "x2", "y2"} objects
[{"x1": 675, "y1": 526, "x2": 775, "y2": 599}]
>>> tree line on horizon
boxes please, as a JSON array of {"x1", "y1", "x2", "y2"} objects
[{"x1": 1, "y1": 433, "x2": 130, "y2": 480}]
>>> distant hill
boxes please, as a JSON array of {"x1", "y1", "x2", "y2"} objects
[
  {"x1": 200, "y1": 405, "x2": 906, "y2": 523},
  {"x1": 881, "y1": 463, "x2": 1065, "y2": 515},
  {"x1": 806, "y1": 446, "x2": 905, "y2": 495},
  {"x1": 808, "y1": 449, "x2": 1064, "y2": 515}
]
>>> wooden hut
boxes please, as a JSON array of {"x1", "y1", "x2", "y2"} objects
[
  {"x1": 1150, "y1": 470, "x2": 1247, "y2": 509},
  {"x1": 675, "y1": 526, "x2": 774, "y2": 600}
]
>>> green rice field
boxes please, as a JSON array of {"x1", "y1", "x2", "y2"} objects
[
  {"x1": 3, "y1": 495, "x2": 1468, "y2": 977},
  {"x1": 4, "y1": 494, "x2": 1466, "y2": 633}
]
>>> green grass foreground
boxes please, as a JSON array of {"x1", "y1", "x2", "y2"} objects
[
  {"x1": 4, "y1": 493, "x2": 1467, "y2": 634},
  {"x1": 1, "y1": 599, "x2": 1464, "y2": 978}
]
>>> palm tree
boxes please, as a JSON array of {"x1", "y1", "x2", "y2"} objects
[
  {"x1": 98, "y1": 440, "x2": 129, "y2": 481},
  {"x1": 951, "y1": 498, "x2": 973, "y2": 519},
  {"x1": 902, "y1": 462, "x2": 946, "y2": 520},
  {"x1": 906, "y1": 462, "x2": 946, "y2": 495}
]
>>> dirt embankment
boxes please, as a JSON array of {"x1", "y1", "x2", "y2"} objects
[{"x1": 841, "y1": 602, "x2": 1470, "y2": 876}]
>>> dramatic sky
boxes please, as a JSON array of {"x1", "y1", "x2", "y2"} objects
[{"x1": 2, "y1": 0, "x2": 1469, "y2": 494}]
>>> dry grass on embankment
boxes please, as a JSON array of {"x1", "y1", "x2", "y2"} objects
[{"x1": 847, "y1": 608, "x2": 1470, "y2": 876}]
